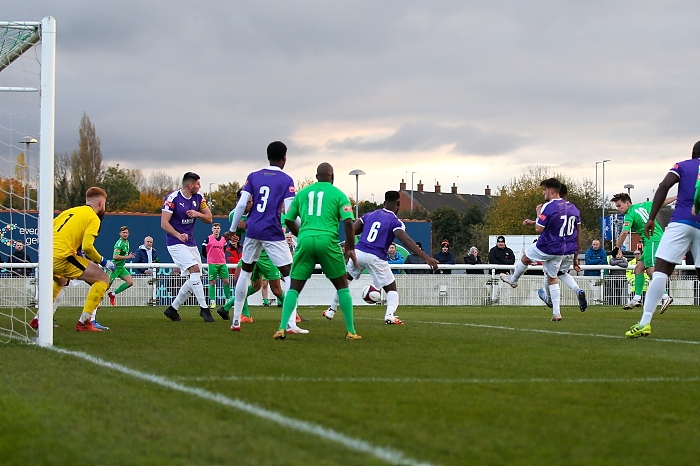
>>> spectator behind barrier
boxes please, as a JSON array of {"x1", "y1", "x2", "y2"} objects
[
  {"x1": 405, "y1": 241, "x2": 429, "y2": 274},
  {"x1": 433, "y1": 240, "x2": 456, "y2": 274},
  {"x1": 132, "y1": 236, "x2": 159, "y2": 275},
  {"x1": 584, "y1": 239, "x2": 607, "y2": 276},
  {"x1": 488, "y1": 235, "x2": 515, "y2": 266}
]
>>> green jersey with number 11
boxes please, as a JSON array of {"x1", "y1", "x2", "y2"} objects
[
  {"x1": 622, "y1": 201, "x2": 663, "y2": 242},
  {"x1": 286, "y1": 181, "x2": 354, "y2": 241}
]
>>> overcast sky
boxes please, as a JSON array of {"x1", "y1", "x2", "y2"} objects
[{"x1": 5, "y1": 1, "x2": 700, "y2": 206}]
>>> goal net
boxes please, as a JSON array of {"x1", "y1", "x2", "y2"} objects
[{"x1": 0, "y1": 18, "x2": 55, "y2": 346}]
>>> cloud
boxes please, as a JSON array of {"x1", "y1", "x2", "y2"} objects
[{"x1": 326, "y1": 123, "x2": 529, "y2": 155}]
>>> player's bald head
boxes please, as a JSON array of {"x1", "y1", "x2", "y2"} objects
[{"x1": 316, "y1": 162, "x2": 334, "y2": 183}]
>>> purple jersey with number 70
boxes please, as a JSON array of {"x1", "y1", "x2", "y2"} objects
[
  {"x1": 535, "y1": 198, "x2": 568, "y2": 255},
  {"x1": 241, "y1": 166, "x2": 296, "y2": 241}
]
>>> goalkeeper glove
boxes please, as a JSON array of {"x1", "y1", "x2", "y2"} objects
[{"x1": 100, "y1": 257, "x2": 116, "y2": 272}]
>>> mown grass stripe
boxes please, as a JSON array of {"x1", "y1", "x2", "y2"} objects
[{"x1": 47, "y1": 345, "x2": 434, "y2": 466}]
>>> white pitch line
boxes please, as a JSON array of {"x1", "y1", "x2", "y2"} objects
[
  {"x1": 177, "y1": 375, "x2": 700, "y2": 384},
  {"x1": 413, "y1": 320, "x2": 700, "y2": 345},
  {"x1": 47, "y1": 346, "x2": 434, "y2": 466}
]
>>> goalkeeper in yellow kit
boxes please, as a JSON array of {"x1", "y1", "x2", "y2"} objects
[{"x1": 53, "y1": 187, "x2": 115, "y2": 332}]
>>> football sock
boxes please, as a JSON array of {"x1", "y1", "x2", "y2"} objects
[
  {"x1": 208, "y1": 284, "x2": 216, "y2": 303},
  {"x1": 511, "y1": 260, "x2": 528, "y2": 283},
  {"x1": 52, "y1": 281, "x2": 62, "y2": 301},
  {"x1": 114, "y1": 282, "x2": 130, "y2": 295},
  {"x1": 53, "y1": 287, "x2": 65, "y2": 314},
  {"x1": 640, "y1": 272, "x2": 667, "y2": 326},
  {"x1": 277, "y1": 291, "x2": 285, "y2": 305},
  {"x1": 188, "y1": 273, "x2": 208, "y2": 308},
  {"x1": 542, "y1": 277, "x2": 550, "y2": 299},
  {"x1": 329, "y1": 292, "x2": 339, "y2": 311},
  {"x1": 223, "y1": 283, "x2": 231, "y2": 300},
  {"x1": 337, "y1": 288, "x2": 356, "y2": 334},
  {"x1": 558, "y1": 272, "x2": 580, "y2": 293},
  {"x1": 279, "y1": 289, "x2": 299, "y2": 331},
  {"x1": 172, "y1": 279, "x2": 193, "y2": 310},
  {"x1": 385, "y1": 290, "x2": 399, "y2": 318},
  {"x1": 634, "y1": 274, "x2": 645, "y2": 298},
  {"x1": 550, "y1": 283, "x2": 561, "y2": 316},
  {"x1": 232, "y1": 269, "x2": 252, "y2": 324},
  {"x1": 242, "y1": 298, "x2": 250, "y2": 318},
  {"x1": 82, "y1": 280, "x2": 108, "y2": 319}
]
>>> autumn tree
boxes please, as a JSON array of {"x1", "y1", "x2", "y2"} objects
[
  {"x1": 484, "y1": 166, "x2": 599, "y2": 238},
  {"x1": 144, "y1": 171, "x2": 179, "y2": 198},
  {"x1": 101, "y1": 164, "x2": 140, "y2": 211},
  {"x1": 209, "y1": 181, "x2": 240, "y2": 215}
]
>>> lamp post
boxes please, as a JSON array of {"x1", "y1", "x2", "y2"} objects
[
  {"x1": 601, "y1": 160, "x2": 610, "y2": 246},
  {"x1": 624, "y1": 183, "x2": 634, "y2": 196},
  {"x1": 208, "y1": 182, "x2": 217, "y2": 209},
  {"x1": 20, "y1": 136, "x2": 38, "y2": 211},
  {"x1": 410, "y1": 171, "x2": 417, "y2": 213},
  {"x1": 348, "y1": 169, "x2": 365, "y2": 218}
]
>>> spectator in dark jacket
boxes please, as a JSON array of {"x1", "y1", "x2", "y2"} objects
[
  {"x1": 132, "y1": 236, "x2": 159, "y2": 275},
  {"x1": 10, "y1": 241, "x2": 32, "y2": 276},
  {"x1": 584, "y1": 239, "x2": 607, "y2": 276},
  {"x1": 405, "y1": 241, "x2": 428, "y2": 274},
  {"x1": 463, "y1": 246, "x2": 483, "y2": 274},
  {"x1": 488, "y1": 235, "x2": 516, "y2": 266},
  {"x1": 433, "y1": 240, "x2": 456, "y2": 274}
]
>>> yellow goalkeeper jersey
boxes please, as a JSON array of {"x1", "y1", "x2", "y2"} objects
[{"x1": 53, "y1": 205, "x2": 102, "y2": 262}]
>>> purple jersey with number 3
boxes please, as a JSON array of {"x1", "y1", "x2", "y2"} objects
[
  {"x1": 535, "y1": 198, "x2": 568, "y2": 255},
  {"x1": 242, "y1": 166, "x2": 296, "y2": 241},
  {"x1": 356, "y1": 208, "x2": 406, "y2": 259}
]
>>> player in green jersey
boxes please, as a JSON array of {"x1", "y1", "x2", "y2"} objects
[
  {"x1": 611, "y1": 193, "x2": 675, "y2": 312},
  {"x1": 107, "y1": 225, "x2": 135, "y2": 307},
  {"x1": 275, "y1": 162, "x2": 360, "y2": 340}
]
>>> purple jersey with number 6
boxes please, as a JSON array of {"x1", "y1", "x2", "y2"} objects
[
  {"x1": 535, "y1": 198, "x2": 567, "y2": 255},
  {"x1": 241, "y1": 166, "x2": 296, "y2": 241},
  {"x1": 563, "y1": 201, "x2": 581, "y2": 255},
  {"x1": 356, "y1": 208, "x2": 406, "y2": 259}
]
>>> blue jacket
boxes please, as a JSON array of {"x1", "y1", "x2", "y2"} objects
[
  {"x1": 584, "y1": 246, "x2": 607, "y2": 276},
  {"x1": 387, "y1": 251, "x2": 404, "y2": 275},
  {"x1": 132, "y1": 245, "x2": 159, "y2": 274}
]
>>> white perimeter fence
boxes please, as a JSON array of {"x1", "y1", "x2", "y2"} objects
[{"x1": 3, "y1": 263, "x2": 700, "y2": 308}]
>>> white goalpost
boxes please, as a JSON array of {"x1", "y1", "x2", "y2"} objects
[{"x1": 0, "y1": 17, "x2": 55, "y2": 346}]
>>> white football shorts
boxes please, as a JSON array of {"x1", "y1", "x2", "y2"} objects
[
  {"x1": 655, "y1": 222, "x2": 700, "y2": 266},
  {"x1": 241, "y1": 238, "x2": 293, "y2": 268},
  {"x1": 347, "y1": 249, "x2": 395, "y2": 288},
  {"x1": 167, "y1": 244, "x2": 202, "y2": 276},
  {"x1": 524, "y1": 244, "x2": 564, "y2": 279}
]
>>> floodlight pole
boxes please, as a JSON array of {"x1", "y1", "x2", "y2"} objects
[{"x1": 349, "y1": 169, "x2": 365, "y2": 218}]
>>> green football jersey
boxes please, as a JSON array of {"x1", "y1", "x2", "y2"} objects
[
  {"x1": 287, "y1": 181, "x2": 354, "y2": 241},
  {"x1": 113, "y1": 237, "x2": 130, "y2": 267},
  {"x1": 622, "y1": 201, "x2": 663, "y2": 242}
]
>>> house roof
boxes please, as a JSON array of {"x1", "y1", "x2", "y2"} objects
[{"x1": 400, "y1": 190, "x2": 492, "y2": 213}]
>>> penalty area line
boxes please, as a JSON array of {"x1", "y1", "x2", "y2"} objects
[
  {"x1": 414, "y1": 320, "x2": 700, "y2": 345},
  {"x1": 46, "y1": 346, "x2": 434, "y2": 466}
]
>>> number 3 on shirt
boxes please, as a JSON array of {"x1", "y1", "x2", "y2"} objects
[{"x1": 257, "y1": 186, "x2": 270, "y2": 212}]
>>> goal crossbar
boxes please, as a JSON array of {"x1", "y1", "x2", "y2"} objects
[{"x1": 0, "y1": 22, "x2": 41, "y2": 72}]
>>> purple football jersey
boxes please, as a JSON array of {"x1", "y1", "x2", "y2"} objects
[
  {"x1": 535, "y1": 198, "x2": 567, "y2": 255},
  {"x1": 356, "y1": 208, "x2": 406, "y2": 259},
  {"x1": 163, "y1": 190, "x2": 208, "y2": 247},
  {"x1": 242, "y1": 166, "x2": 296, "y2": 241},
  {"x1": 669, "y1": 158, "x2": 700, "y2": 226},
  {"x1": 563, "y1": 201, "x2": 581, "y2": 255}
]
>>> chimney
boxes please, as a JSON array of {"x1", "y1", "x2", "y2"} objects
[
  {"x1": 400, "y1": 179, "x2": 406, "y2": 191},
  {"x1": 435, "y1": 182, "x2": 441, "y2": 194},
  {"x1": 451, "y1": 183, "x2": 458, "y2": 194},
  {"x1": 485, "y1": 185, "x2": 491, "y2": 196},
  {"x1": 417, "y1": 180, "x2": 424, "y2": 192}
]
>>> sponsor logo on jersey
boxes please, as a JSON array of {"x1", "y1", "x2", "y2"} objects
[{"x1": 181, "y1": 218, "x2": 194, "y2": 224}]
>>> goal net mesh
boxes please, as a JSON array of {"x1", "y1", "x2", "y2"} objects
[{"x1": 0, "y1": 21, "x2": 43, "y2": 343}]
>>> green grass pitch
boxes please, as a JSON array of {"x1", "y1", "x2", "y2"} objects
[{"x1": 1, "y1": 304, "x2": 699, "y2": 465}]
